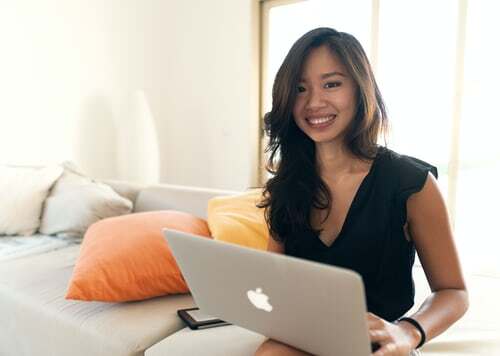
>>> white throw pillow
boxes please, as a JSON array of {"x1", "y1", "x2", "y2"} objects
[
  {"x1": 39, "y1": 162, "x2": 133, "y2": 238},
  {"x1": 0, "y1": 165, "x2": 63, "y2": 236}
]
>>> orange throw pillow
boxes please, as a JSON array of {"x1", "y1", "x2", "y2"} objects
[{"x1": 66, "y1": 211, "x2": 211, "y2": 302}]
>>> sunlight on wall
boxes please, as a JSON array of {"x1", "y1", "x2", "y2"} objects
[
  {"x1": 0, "y1": 0, "x2": 258, "y2": 189},
  {"x1": 0, "y1": 1, "x2": 117, "y2": 177}
]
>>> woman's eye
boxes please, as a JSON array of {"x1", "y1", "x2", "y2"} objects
[
  {"x1": 325, "y1": 81, "x2": 341, "y2": 88},
  {"x1": 296, "y1": 86, "x2": 306, "y2": 93}
]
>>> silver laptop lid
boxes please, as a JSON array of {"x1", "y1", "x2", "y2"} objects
[{"x1": 164, "y1": 228, "x2": 372, "y2": 356}]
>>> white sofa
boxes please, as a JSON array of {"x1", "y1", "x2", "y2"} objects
[
  {"x1": 0, "y1": 181, "x2": 235, "y2": 356},
  {"x1": 0, "y1": 181, "x2": 498, "y2": 356}
]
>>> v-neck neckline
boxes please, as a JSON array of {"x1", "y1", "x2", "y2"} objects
[{"x1": 316, "y1": 147, "x2": 382, "y2": 249}]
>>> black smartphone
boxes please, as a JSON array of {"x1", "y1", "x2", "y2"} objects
[{"x1": 177, "y1": 307, "x2": 231, "y2": 330}]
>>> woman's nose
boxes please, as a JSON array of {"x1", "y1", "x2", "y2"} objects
[{"x1": 305, "y1": 88, "x2": 326, "y2": 110}]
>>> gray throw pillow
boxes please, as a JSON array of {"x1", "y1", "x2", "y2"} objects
[{"x1": 39, "y1": 162, "x2": 133, "y2": 238}]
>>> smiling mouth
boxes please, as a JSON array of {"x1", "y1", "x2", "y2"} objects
[{"x1": 306, "y1": 115, "x2": 336, "y2": 126}]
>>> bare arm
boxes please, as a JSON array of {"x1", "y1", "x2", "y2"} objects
[{"x1": 398, "y1": 173, "x2": 469, "y2": 348}]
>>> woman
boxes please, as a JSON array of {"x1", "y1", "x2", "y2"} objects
[{"x1": 255, "y1": 28, "x2": 468, "y2": 356}]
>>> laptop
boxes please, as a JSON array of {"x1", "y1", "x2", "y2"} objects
[{"x1": 163, "y1": 228, "x2": 373, "y2": 356}]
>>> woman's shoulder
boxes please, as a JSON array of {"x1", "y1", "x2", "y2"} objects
[
  {"x1": 376, "y1": 146, "x2": 439, "y2": 224},
  {"x1": 377, "y1": 146, "x2": 438, "y2": 180}
]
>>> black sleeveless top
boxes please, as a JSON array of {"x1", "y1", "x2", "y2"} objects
[{"x1": 284, "y1": 146, "x2": 438, "y2": 322}]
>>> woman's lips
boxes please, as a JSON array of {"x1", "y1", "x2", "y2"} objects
[{"x1": 306, "y1": 114, "x2": 336, "y2": 128}]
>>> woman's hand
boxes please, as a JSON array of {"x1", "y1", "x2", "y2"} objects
[{"x1": 367, "y1": 312, "x2": 420, "y2": 356}]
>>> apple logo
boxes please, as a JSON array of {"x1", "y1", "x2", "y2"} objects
[{"x1": 247, "y1": 287, "x2": 273, "y2": 312}]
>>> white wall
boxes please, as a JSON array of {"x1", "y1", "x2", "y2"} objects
[{"x1": 0, "y1": 0, "x2": 260, "y2": 190}]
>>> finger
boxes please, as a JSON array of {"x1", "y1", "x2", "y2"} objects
[
  {"x1": 366, "y1": 313, "x2": 385, "y2": 328},
  {"x1": 369, "y1": 329, "x2": 390, "y2": 343},
  {"x1": 367, "y1": 318, "x2": 385, "y2": 330},
  {"x1": 367, "y1": 320, "x2": 384, "y2": 330},
  {"x1": 367, "y1": 312, "x2": 383, "y2": 319},
  {"x1": 366, "y1": 312, "x2": 379, "y2": 321},
  {"x1": 372, "y1": 342, "x2": 397, "y2": 356}
]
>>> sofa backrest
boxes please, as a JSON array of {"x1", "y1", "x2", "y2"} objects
[
  {"x1": 4, "y1": 166, "x2": 238, "y2": 220},
  {"x1": 102, "y1": 179, "x2": 146, "y2": 205},
  {"x1": 104, "y1": 180, "x2": 239, "y2": 219},
  {"x1": 133, "y1": 184, "x2": 239, "y2": 219}
]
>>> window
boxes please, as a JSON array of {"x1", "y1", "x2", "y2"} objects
[{"x1": 260, "y1": 0, "x2": 500, "y2": 275}]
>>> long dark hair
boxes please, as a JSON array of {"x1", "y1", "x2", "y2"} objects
[{"x1": 258, "y1": 27, "x2": 388, "y2": 247}]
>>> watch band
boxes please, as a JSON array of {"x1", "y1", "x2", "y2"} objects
[{"x1": 397, "y1": 317, "x2": 426, "y2": 349}]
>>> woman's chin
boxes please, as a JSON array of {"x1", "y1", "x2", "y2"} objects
[{"x1": 307, "y1": 133, "x2": 343, "y2": 145}]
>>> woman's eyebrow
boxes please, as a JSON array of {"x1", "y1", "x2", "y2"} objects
[
  {"x1": 299, "y1": 71, "x2": 346, "y2": 82},
  {"x1": 321, "y1": 71, "x2": 346, "y2": 79}
]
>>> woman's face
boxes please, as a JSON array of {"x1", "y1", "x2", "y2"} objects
[{"x1": 293, "y1": 45, "x2": 358, "y2": 145}]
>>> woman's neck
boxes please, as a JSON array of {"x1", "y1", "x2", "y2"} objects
[{"x1": 315, "y1": 142, "x2": 367, "y2": 181}]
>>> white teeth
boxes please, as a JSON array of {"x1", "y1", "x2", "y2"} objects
[{"x1": 308, "y1": 115, "x2": 335, "y2": 125}]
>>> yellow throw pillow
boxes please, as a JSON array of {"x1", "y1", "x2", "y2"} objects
[{"x1": 207, "y1": 189, "x2": 269, "y2": 250}]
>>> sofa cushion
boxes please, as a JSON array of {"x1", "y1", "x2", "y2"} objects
[
  {"x1": 207, "y1": 189, "x2": 269, "y2": 250},
  {"x1": 0, "y1": 165, "x2": 63, "y2": 236},
  {"x1": 0, "y1": 234, "x2": 79, "y2": 262},
  {"x1": 66, "y1": 211, "x2": 211, "y2": 302},
  {"x1": 0, "y1": 245, "x2": 195, "y2": 356},
  {"x1": 39, "y1": 162, "x2": 133, "y2": 238},
  {"x1": 146, "y1": 325, "x2": 266, "y2": 356}
]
